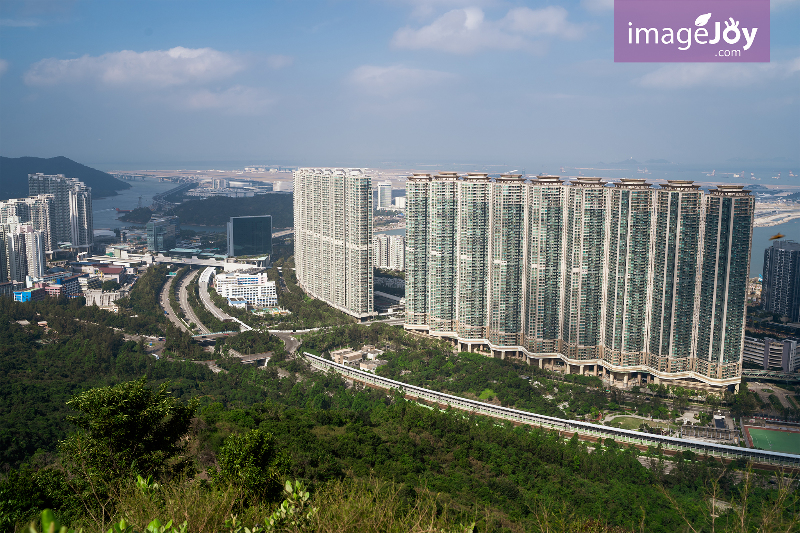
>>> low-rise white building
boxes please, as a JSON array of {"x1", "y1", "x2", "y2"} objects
[{"x1": 214, "y1": 269, "x2": 277, "y2": 308}]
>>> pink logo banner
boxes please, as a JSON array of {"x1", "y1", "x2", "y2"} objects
[{"x1": 615, "y1": 0, "x2": 770, "y2": 62}]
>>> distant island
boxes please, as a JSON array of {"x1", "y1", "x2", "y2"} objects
[
  {"x1": 166, "y1": 194, "x2": 293, "y2": 227},
  {"x1": 0, "y1": 156, "x2": 130, "y2": 200}
]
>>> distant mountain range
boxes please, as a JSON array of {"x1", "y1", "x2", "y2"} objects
[{"x1": 0, "y1": 156, "x2": 130, "y2": 201}]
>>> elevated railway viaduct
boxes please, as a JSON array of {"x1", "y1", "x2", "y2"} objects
[{"x1": 303, "y1": 353, "x2": 800, "y2": 472}]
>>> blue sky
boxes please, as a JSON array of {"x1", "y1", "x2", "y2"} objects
[{"x1": 0, "y1": 0, "x2": 798, "y2": 170}]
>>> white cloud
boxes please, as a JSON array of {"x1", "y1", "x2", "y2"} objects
[
  {"x1": 24, "y1": 46, "x2": 245, "y2": 88},
  {"x1": 348, "y1": 64, "x2": 455, "y2": 97},
  {"x1": 0, "y1": 59, "x2": 8, "y2": 77},
  {"x1": 266, "y1": 55, "x2": 293, "y2": 69},
  {"x1": 581, "y1": 0, "x2": 613, "y2": 12},
  {"x1": 182, "y1": 86, "x2": 275, "y2": 114},
  {"x1": 637, "y1": 58, "x2": 800, "y2": 89},
  {"x1": 392, "y1": 6, "x2": 583, "y2": 54},
  {"x1": 386, "y1": 0, "x2": 500, "y2": 20}
]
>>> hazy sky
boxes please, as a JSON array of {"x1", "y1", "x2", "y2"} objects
[{"x1": 1, "y1": 0, "x2": 798, "y2": 170}]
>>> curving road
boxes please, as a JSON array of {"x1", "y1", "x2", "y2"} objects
[
  {"x1": 198, "y1": 267, "x2": 252, "y2": 332},
  {"x1": 179, "y1": 269, "x2": 210, "y2": 334},
  {"x1": 160, "y1": 274, "x2": 189, "y2": 332}
]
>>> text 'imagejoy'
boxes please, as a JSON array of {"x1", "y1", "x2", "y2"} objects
[{"x1": 615, "y1": 0, "x2": 770, "y2": 62}]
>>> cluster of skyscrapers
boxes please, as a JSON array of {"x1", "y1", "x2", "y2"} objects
[
  {"x1": 404, "y1": 174, "x2": 755, "y2": 389},
  {"x1": 0, "y1": 174, "x2": 93, "y2": 284},
  {"x1": 293, "y1": 168, "x2": 374, "y2": 318}
]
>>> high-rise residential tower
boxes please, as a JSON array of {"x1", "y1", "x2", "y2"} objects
[
  {"x1": 0, "y1": 195, "x2": 56, "y2": 252},
  {"x1": 405, "y1": 175, "x2": 754, "y2": 390},
  {"x1": 294, "y1": 168, "x2": 374, "y2": 319},
  {"x1": 377, "y1": 181, "x2": 392, "y2": 210},
  {"x1": 762, "y1": 240, "x2": 800, "y2": 323},
  {"x1": 0, "y1": 221, "x2": 46, "y2": 283},
  {"x1": 405, "y1": 174, "x2": 431, "y2": 326},
  {"x1": 28, "y1": 174, "x2": 93, "y2": 249}
]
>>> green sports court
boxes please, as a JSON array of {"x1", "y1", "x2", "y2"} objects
[{"x1": 745, "y1": 427, "x2": 800, "y2": 455}]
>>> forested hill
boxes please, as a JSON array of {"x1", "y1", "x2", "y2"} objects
[
  {"x1": 0, "y1": 156, "x2": 130, "y2": 200},
  {"x1": 167, "y1": 193, "x2": 293, "y2": 227}
]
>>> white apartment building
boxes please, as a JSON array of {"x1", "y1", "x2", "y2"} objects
[
  {"x1": 214, "y1": 270, "x2": 277, "y2": 308},
  {"x1": 377, "y1": 181, "x2": 392, "y2": 210},
  {"x1": 293, "y1": 168, "x2": 374, "y2": 319},
  {"x1": 0, "y1": 195, "x2": 56, "y2": 252},
  {"x1": 373, "y1": 233, "x2": 405, "y2": 271},
  {"x1": 1, "y1": 221, "x2": 46, "y2": 282},
  {"x1": 28, "y1": 173, "x2": 93, "y2": 249}
]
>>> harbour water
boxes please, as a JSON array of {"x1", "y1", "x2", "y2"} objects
[{"x1": 93, "y1": 180, "x2": 224, "y2": 232}]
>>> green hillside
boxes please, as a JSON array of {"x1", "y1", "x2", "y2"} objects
[
  {"x1": 0, "y1": 156, "x2": 130, "y2": 200},
  {"x1": 167, "y1": 193, "x2": 293, "y2": 227}
]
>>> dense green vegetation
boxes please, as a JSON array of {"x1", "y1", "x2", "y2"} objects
[
  {"x1": 2, "y1": 302, "x2": 796, "y2": 532},
  {"x1": 301, "y1": 324, "x2": 611, "y2": 420},
  {"x1": 118, "y1": 207, "x2": 154, "y2": 224},
  {"x1": 222, "y1": 330, "x2": 286, "y2": 355},
  {"x1": 0, "y1": 155, "x2": 129, "y2": 200},
  {"x1": 300, "y1": 324, "x2": 765, "y2": 426},
  {"x1": 166, "y1": 194, "x2": 293, "y2": 227}
]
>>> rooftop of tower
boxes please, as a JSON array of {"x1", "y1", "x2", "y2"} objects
[
  {"x1": 569, "y1": 176, "x2": 606, "y2": 186},
  {"x1": 615, "y1": 178, "x2": 651, "y2": 188},
  {"x1": 661, "y1": 180, "x2": 700, "y2": 189},
  {"x1": 710, "y1": 184, "x2": 752, "y2": 196}
]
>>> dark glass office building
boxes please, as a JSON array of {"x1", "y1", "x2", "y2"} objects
[
  {"x1": 762, "y1": 240, "x2": 800, "y2": 323},
  {"x1": 227, "y1": 215, "x2": 272, "y2": 257}
]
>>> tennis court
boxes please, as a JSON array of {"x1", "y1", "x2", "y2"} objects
[{"x1": 745, "y1": 427, "x2": 800, "y2": 454}]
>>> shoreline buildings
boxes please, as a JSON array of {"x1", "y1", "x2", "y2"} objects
[
  {"x1": 294, "y1": 168, "x2": 374, "y2": 319},
  {"x1": 405, "y1": 174, "x2": 754, "y2": 390},
  {"x1": 1, "y1": 175, "x2": 93, "y2": 283}
]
